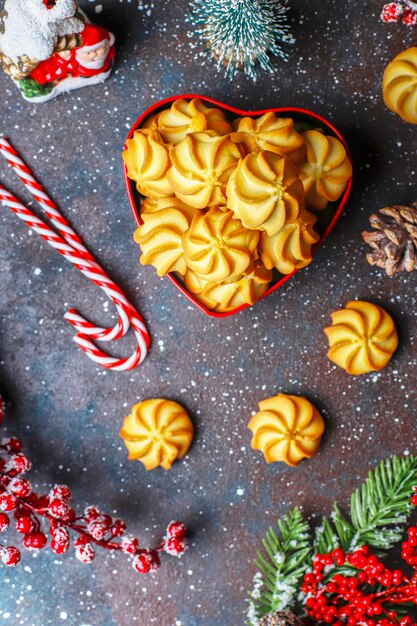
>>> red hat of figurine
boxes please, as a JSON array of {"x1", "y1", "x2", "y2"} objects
[{"x1": 79, "y1": 24, "x2": 115, "y2": 51}]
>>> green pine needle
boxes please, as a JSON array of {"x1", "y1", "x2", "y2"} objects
[
  {"x1": 315, "y1": 456, "x2": 417, "y2": 555},
  {"x1": 188, "y1": 0, "x2": 295, "y2": 81},
  {"x1": 247, "y1": 507, "x2": 312, "y2": 623},
  {"x1": 247, "y1": 456, "x2": 417, "y2": 623}
]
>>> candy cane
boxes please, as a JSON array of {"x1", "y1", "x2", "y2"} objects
[
  {"x1": 0, "y1": 137, "x2": 92, "y2": 261},
  {"x1": 0, "y1": 137, "x2": 131, "y2": 343},
  {"x1": 0, "y1": 178, "x2": 150, "y2": 371}
]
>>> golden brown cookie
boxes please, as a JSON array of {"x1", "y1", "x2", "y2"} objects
[
  {"x1": 324, "y1": 300, "x2": 398, "y2": 375},
  {"x1": 248, "y1": 394, "x2": 325, "y2": 467},
  {"x1": 258, "y1": 209, "x2": 319, "y2": 274},
  {"x1": 134, "y1": 208, "x2": 190, "y2": 276},
  {"x1": 123, "y1": 128, "x2": 174, "y2": 199},
  {"x1": 226, "y1": 151, "x2": 304, "y2": 236},
  {"x1": 299, "y1": 130, "x2": 352, "y2": 210},
  {"x1": 183, "y1": 269, "x2": 217, "y2": 310},
  {"x1": 167, "y1": 132, "x2": 242, "y2": 208},
  {"x1": 182, "y1": 207, "x2": 259, "y2": 282},
  {"x1": 383, "y1": 47, "x2": 417, "y2": 125},
  {"x1": 143, "y1": 98, "x2": 232, "y2": 144},
  {"x1": 140, "y1": 195, "x2": 199, "y2": 222},
  {"x1": 231, "y1": 112, "x2": 304, "y2": 161},
  {"x1": 120, "y1": 399, "x2": 193, "y2": 470},
  {"x1": 201, "y1": 262, "x2": 272, "y2": 312}
]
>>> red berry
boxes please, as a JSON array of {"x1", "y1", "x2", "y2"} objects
[
  {"x1": 8, "y1": 454, "x2": 31, "y2": 476},
  {"x1": 1, "y1": 546, "x2": 20, "y2": 567},
  {"x1": 402, "y1": 9, "x2": 417, "y2": 24},
  {"x1": 110, "y1": 518, "x2": 126, "y2": 538},
  {"x1": 2, "y1": 438, "x2": 22, "y2": 453},
  {"x1": 83, "y1": 506, "x2": 100, "y2": 523},
  {"x1": 23, "y1": 532, "x2": 47, "y2": 550},
  {"x1": 120, "y1": 536, "x2": 139, "y2": 554},
  {"x1": 48, "y1": 498, "x2": 71, "y2": 519},
  {"x1": 50, "y1": 539, "x2": 69, "y2": 554},
  {"x1": 15, "y1": 514, "x2": 35, "y2": 534},
  {"x1": 167, "y1": 521, "x2": 186, "y2": 539},
  {"x1": 0, "y1": 493, "x2": 17, "y2": 512},
  {"x1": 132, "y1": 551, "x2": 160, "y2": 574},
  {"x1": 49, "y1": 485, "x2": 71, "y2": 501},
  {"x1": 411, "y1": 495, "x2": 417, "y2": 506},
  {"x1": 50, "y1": 528, "x2": 70, "y2": 554},
  {"x1": 74, "y1": 535, "x2": 89, "y2": 548},
  {"x1": 75, "y1": 542, "x2": 95, "y2": 564},
  {"x1": 8, "y1": 477, "x2": 31, "y2": 498},
  {"x1": 0, "y1": 513, "x2": 9, "y2": 532},
  {"x1": 381, "y1": 2, "x2": 403, "y2": 21},
  {"x1": 164, "y1": 537, "x2": 186, "y2": 556},
  {"x1": 88, "y1": 520, "x2": 107, "y2": 541}
]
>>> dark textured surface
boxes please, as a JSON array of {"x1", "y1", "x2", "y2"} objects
[{"x1": 0, "y1": 1, "x2": 416, "y2": 625}]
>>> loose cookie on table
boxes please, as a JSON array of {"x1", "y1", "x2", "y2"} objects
[
  {"x1": 324, "y1": 300, "x2": 398, "y2": 375},
  {"x1": 248, "y1": 393, "x2": 325, "y2": 467},
  {"x1": 120, "y1": 399, "x2": 194, "y2": 471}
]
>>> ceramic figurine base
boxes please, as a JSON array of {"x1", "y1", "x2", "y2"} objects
[{"x1": 15, "y1": 66, "x2": 113, "y2": 104}]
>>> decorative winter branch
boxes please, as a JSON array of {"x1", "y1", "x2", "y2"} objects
[{"x1": 0, "y1": 394, "x2": 187, "y2": 573}]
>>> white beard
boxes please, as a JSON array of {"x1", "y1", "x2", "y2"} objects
[{"x1": 76, "y1": 54, "x2": 107, "y2": 70}]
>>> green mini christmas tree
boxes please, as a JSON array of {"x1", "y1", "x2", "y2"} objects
[{"x1": 188, "y1": 0, "x2": 295, "y2": 81}]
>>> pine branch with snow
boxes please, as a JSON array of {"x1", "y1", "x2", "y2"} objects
[
  {"x1": 247, "y1": 456, "x2": 417, "y2": 623},
  {"x1": 247, "y1": 507, "x2": 312, "y2": 624},
  {"x1": 314, "y1": 456, "x2": 417, "y2": 555}
]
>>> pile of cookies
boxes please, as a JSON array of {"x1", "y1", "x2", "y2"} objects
[{"x1": 123, "y1": 98, "x2": 352, "y2": 313}]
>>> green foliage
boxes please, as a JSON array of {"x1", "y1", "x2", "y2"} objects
[
  {"x1": 315, "y1": 456, "x2": 417, "y2": 555},
  {"x1": 188, "y1": 0, "x2": 294, "y2": 81},
  {"x1": 18, "y1": 77, "x2": 53, "y2": 99},
  {"x1": 247, "y1": 456, "x2": 417, "y2": 623},
  {"x1": 247, "y1": 507, "x2": 312, "y2": 623}
]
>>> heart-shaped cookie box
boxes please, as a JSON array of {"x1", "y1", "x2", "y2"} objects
[{"x1": 124, "y1": 94, "x2": 353, "y2": 318}]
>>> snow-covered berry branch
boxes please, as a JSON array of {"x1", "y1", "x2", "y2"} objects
[{"x1": 0, "y1": 393, "x2": 187, "y2": 573}]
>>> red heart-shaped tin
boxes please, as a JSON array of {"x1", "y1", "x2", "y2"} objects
[{"x1": 124, "y1": 94, "x2": 352, "y2": 318}]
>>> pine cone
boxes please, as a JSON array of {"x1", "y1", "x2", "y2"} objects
[
  {"x1": 362, "y1": 202, "x2": 417, "y2": 276},
  {"x1": 259, "y1": 612, "x2": 305, "y2": 626}
]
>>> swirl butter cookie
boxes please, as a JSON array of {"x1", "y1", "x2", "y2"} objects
[
  {"x1": 299, "y1": 130, "x2": 352, "y2": 211},
  {"x1": 258, "y1": 209, "x2": 319, "y2": 274},
  {"x1": 120, "y1": 399, "x2": 193, "y2": 470},
  {"x1": 226, "y1": 151, "x2": 304, "y2": 236},
  {"x1": 143, "y1": 98, "x2": 232, "y2": 144},
  {"x1": 123, "y1": 128, "x2": 173, "y2": 199},
  {"x1": 182, "y1": 207, "x2": 259, "y2": 282},
  {"x1": 134, "y1": 208, "x2": 190, "y2": 276},
  {"x1": 383, "y1": 47, "x2": 417, "y2": 125},
  {"x1": 201, "y1": 262, "x2": 272, "y2": 312},
  {"x1": 248, "y1": 394, "x2": 325, "y2": 467},
  {"x1": 167, "y1": 132, "x2": 242, "y2": 209},
  {"x1": 231, "y1": 112, "x2": 304, "y2": 161},
  {"x1": 324, "y1": 301, "x2": 398, "y2": 375}
]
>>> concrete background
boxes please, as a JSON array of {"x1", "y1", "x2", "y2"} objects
[{"x1": 0, "y1": 1, "x2": 416, "y2": 624}]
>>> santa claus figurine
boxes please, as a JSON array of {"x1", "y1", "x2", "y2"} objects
[
  {"x1": 23, "y1": 23, "x2": 116, "y2": 102},
  {"x1": 0, "y1": 0, "x2": 116, "y2": 103}
]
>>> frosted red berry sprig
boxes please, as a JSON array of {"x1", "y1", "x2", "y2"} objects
[
  {"x1": 301, "y1": 490, "x2": 417, "y2": 625},
  {"x1": 381, "y1": 1, "x2": 417, "y2": 25},
  {"x1": 0, "y1": 394, "x2": 187, "y2": 573}
]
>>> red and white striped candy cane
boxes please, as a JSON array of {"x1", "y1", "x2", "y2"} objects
[
  {"x1": 0, "y1": 137, "x2": 130, "y2": 343},
  {"x1": 0, "y1": 183, "x2": 150, "y2": 370},
  {"x1": 0, "y1": 137, "x2": 93, "y2": 261}
]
